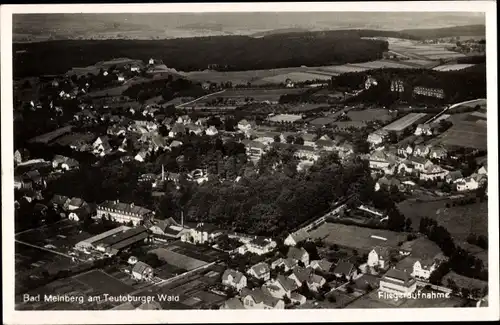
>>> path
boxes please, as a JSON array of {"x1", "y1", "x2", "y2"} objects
[
  {"x1": 176, "y1": 90, "x2": 226, "y2": 108},
  {"x1": 15, "y1": 239, "x2": 85, "y2": 262}
]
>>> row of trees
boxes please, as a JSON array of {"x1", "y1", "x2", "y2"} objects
[{"x1": 420, "y1": 217, "x2": 487, "y2": 282}]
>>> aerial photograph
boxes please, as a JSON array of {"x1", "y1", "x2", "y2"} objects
[{"x1": 10, "y1": 10, "x2": 490, "y2": 312}]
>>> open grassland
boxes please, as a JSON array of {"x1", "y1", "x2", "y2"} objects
[
  {"x1": 433, "y1": 64, "x2": 476, "y2": 71},
  {"x1": 397, "y1": 199, "x2": 488, "y2": 241}
]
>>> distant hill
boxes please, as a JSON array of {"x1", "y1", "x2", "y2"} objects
[
  {"x1": 401, "y1": 24, "x2": 485, "y2": 39},
  {"x1": 251, "y1": 28, "x2": 311, "y2": 38}
]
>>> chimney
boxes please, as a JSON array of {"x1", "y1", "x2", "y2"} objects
[{"x1": 162, "y1": 164, "x2": 165, "y2": 181}]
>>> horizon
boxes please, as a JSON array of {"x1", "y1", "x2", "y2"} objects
[{"x1": 13, "y1": 12, "x2": 486, "y2": 41}]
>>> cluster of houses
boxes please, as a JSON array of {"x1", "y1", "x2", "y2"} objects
[
  {"x1": 367, "y1": 141, "x2": 487, "y2": 193},
  {"x1": 237, "y1": 119, "x2": 354, "y2": 166}
]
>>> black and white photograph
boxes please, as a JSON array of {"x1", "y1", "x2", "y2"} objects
[{"x1": 1, "y1": 1, "x2": 498, "y2": 323}]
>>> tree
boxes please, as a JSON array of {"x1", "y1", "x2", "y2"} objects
[
  {"x1": 294, "y1": 137, "x2": 305, "y2": 145},
  {"x1": 274, "y1": 135, "x2": 281, "y2": 143},
  {"x1": 286, "y1": 135, "x2": 294, "y2": 144}
]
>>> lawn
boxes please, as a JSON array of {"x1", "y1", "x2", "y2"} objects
[
  {"x1": 435, "y1": 122, "x2": 487, "y2": 150},
  {"x1": 257, "y1": 71, "x2": 332, "y2": 84},
  {"x1": 397, "y1": 199, "x2": 488, "y2": 241},
  {"x1": 74, "y1": 269, "x2": 134, "y2": 296},
  {"x1": 196, "y1": 88, "x2": 306, "y2": 104},
  {"x1": 346, "y1": 109, "x2": 393, "y2": 123},
  {"x1": 184, "y1": 67, "x2": 308, "y2": 85},
  {"x1": 307, "y1": 223, "x2": 408, "y2": 252}
]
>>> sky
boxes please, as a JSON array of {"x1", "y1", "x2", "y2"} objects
[{"x1": 12, "y1": 12, "x2": 486, "y2": 41}]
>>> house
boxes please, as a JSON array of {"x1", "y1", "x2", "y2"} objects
[
  {"x1": 288, "y1": 266, "x2": 313, "y2": 287},
  {"x1": 169, "y1": 123, "x2": 186, "y2": 137},
  {"x1": 93, "y1": 136, "x2": 112, "y2": 156},
  {"x1": 271, "y1": 257, "x2": 299, "y2": 272},
  {"x1": 456, "y1": 176, "x2": 480, "y2": 192},
  {"x1": 408, "y1": 157, "x2": 433, "y2": 172},
  {"x1": 22, "y1": 170, "x2": 46, "y2": 188},
  {"x1": 14, "y1": 148, "x2": 30, "y2": 165},
  {"x1": 477, "y1": 163, "x2": 487, "y2": 176},
  {"x1": 284, "y1": 229, "x2": 309, "y2": 246},
  {"x1": 149, "y1": 218, "x2": 189, "y2": 240},
  {"x1": 96, "y1": 200, "x2": 154, "y2": 225},
  {"x1": 135, "y1": 150, "x2": 149, "y2": 162},
  {"x1": 397, "y1": 161, "x2": 415, "y2": 175},
  {"x1": 262, "y1": 275, "x2": 298, "y2": 299},
  {"x1": 245, "y1": 237, "x2": 277, "y2": 255},
  {"x1": 290, "y1": 292, "x2": 306, "y2": 305},
  {"x1": 169, "y1": 140, "x2": 183, "y2": 149},
  {"x1": 186, "y1": 124, "x2": 204, "y2": 135},
  {"x1": 333, "y1": 261, "x2": 357, "y2": 280},
  {"x1": 445, "y1": 171, "x2": 463, "y2": 184},
  {"x1": 367, "y1": 246, "x2": 392, "y2": 269},
  {"x1": 131, "y1": 261, "x2": 154, "y2": 281},
  {"x1": 67, "y1": 197, "x2": 87, "y2": 211},
  {"x1": 68, "y1": 204, "x2": 95, "y2": 222},
  {"x1": 379, "y1": 268, "x2": 417, "y2": 295},
  {"x1": 398, "y1": 144, "x2": 413, "y2": 157},
  {"x1": 176, "y1": 115, "x2": 192, "y2": 125},
  {"x1": 287, "y1": 247, "x2": 309, "y2": 266},
  {"x1": 222, "y1": 269, "x2": 247, "y2": 292},
  {"x1": 181, "y1": 223, "x2": 222, "y2": 245},
  {"x1": 414, "y1": 124, "x2": 432, "y2": 136},
  {"x1": 429, "y1": 146, "x2": 448, "y2": 160},
  {"x1": 240, "y1": 288, "x2": 284, "y2": 309},
  {"x1": 300, "y1": 133, "x2": 316, "y2": 147},
  {"x1": 367, "y1": 129, "x2": 389, "y2": 147},
  {"x1": 150, "y1": 135, "x2": 168, "y2": 152},
  {"x1": 206, "y1": 126, "x2": 218, "y2": 136},
  {"x1": 365, "y1": 75, "x2": 378, "y2": 89},
  {"x1": 247, "y1": 262, "x2": 270, "y2": 281},
  {"x1": 241, "y1": 139, "x2": 269, "y2": 160},
  {"x1": 50, "y1": 194, "x2": 70, "y2": 211},
  {"x1": 237, "y1": 119, "x2": 252, "y2": 132},
  {"x1": 413, "y1": 144, "x2": 431, "y2": 157},
  {"x1": 309, "y1": 259, "x2": 333, "y2": 273},
  {"x1": 412, "y1": 259, "x2": 439, "y2": 281},
  {"x1": 419, "y1": 165, "x2": 449, "y2": 181},
  {"x1": 314, "y1": 139, "x2": 336, "y2": 152},
  {"x1": 306, "y1": 274, "x2": 326, "y2": 292},
  {"x1": 221, "y1": 298, "x2": 245, "y2": 310},
  {"x1": 369, "y1": 151, "x2": 391, "y2": 170}
]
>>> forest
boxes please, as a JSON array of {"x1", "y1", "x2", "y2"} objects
[{"x1": 13, "y1": 33, "x2": 388, "y2": 78}]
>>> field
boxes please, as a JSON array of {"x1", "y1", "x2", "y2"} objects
[
  {"x1": 268, "y1": 114, "x2": 303, "y2": 123},
  {"x1": 28, "y1": 126, "x2": 73, "y2": 144},
  {"x1": 74, "y1": 269, "x2": 135, "y2": 296},
  {"x1": 386, "y1": 37, "x2": 466, "y2": 60},
  {"x1": 193, "y1": 88, "x2": 306, "y2": 105},
  {"x1": 256, "y1": 71, "x2": 332, "y2": 84},
  {"x1": 52, "y1": 132, "x2": 96, "y2": 147},
  {"x1": 442, "y1": 272, "x2": 488, "y2": 291},
  {"x1": 184, "y1": 67, "x2": 309, "y2": 85},
  {"x1": 347, "y1": 109, "x2": 393, "y2": 123},
  {"x1": 348, "y1": 60, "x2": 417, "y2": 69},
  {"x1": 382, "y1": 113, "x2": 428, "y2": 132},
  {"x1": 448, "y1": 98, "x2": 487, "y2": 111},
  {"x1": 433, "y1": 64, "x2": 476, "y2": 71},
  {"x1": 435, "y1": 121, "x2": 487, "y2": 150},
  {"x1": 87, "y1": 85, "x2": 129, "y2": 98},
  {"x1": 397, "y1": 199, "x2": 488, "y2": 241},
  {"x1": 307, "y1": 223, "x2": 408, "y2": 252}
]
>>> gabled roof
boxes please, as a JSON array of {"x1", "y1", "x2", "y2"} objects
[
  {"x1": 276, "y1": 274, "x2": 298, "y2": 291},
  {"x1": 311, "y1": 259, "x2": 333, "y2": 272},
  {"x1": 222, "y1": 269, "x2": 245, "y2": 284},
  {"x1": 372, "y1": 246, "x2": 391, "y2": 260},
  {"x1": 132, "y1": 261, "x2": 152, "y2": 274},
  {"x1": 50, "y1": 194, "x2": 69, "y2": 206},
  {"x1": 307, "y1": 273, "x2": 325, "y2": 285},
  {"x1": 68, "y1": 197, "x2": 85, "y2": 207},
  {"x1": 315, "y1": 139, "x2": 336, "y2": 147},
  {"x1": 333, "y1": 261, "x2": 355, "y2": 276},
  {"x1": 290, "y1": 266, "x2": 313, "y2": 283},
  {"x1": 382, "y1": 268, "x2": 415, "y2": 285},
  {"x1": 241, "y1": 288, "x2": 280, "y2": 307},
  {"x1": 287, "y1": 247, "x2": 308, "y2": 261},
  {"x1": 249, "y1": 262, "x2": 270, "y2": 276},
  {"x1": 223, "y1": 297, "x2": 244, "y2": 309},
  {"x1": 288, "y1": 229, "x2": 309, "y2": 243}
]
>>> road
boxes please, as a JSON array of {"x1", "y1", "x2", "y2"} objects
[{"x1": 176, "y1": 90, "x2": 226, "y2": 108}]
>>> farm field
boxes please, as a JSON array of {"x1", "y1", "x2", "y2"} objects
[
  {"x1": 397, "y1": 199, "x2": 488, "y2": 241},
  {"x1": 312, "y1": 64, "x2": 371, "y2": 74},
  {"x1": 255, "y1": 71, "x2": 332, "y2": 84},
  {"x1": 435, "y1": 121, "x2": 487, "y2": 150},
  {"x1": 349, "y1": 60, "x2": 417, "y2": 69},
  {"x1": 184, "y1": 67, "x2": 308, "y2": 85},
  {"x1": 52, "y1": 132, "x2": 96, "y2": 147},
  {"x1": 386, "y1": 37, "x2": 466, "y2": 60},
  {"x1": 87, "y1": 85, "x2": 128, "y2": 98},
  {"x1": 74, "y1": 269, "x2": 135, "y2": 296},
  {"x1": 194, "y1": 88, "x2": 306, "y2": 105},
  {"x1": 347, "y1": 109, "x2": 393, "y2": 123},
  {"x1": 307, "y1": 222, "x2": 408, "y2": 253},
  {"x1": 28, "y1": 126, "x2": 73, "y2": 144}
]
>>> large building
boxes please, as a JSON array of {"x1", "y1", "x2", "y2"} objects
[
  {"x1": 75, "y1": 226, "x2": 149, "y2": 256},
  {"x1": 96, "y1": 200, "x2": 154, "y2": 225},
  {"x1": 379, "y1": 268, "x2": 417, "y2": 295},
  {"x1": 413, "y1": 86, "x2": 445, "y2": 99}
]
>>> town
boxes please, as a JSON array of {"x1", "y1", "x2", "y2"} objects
[{"x1": 13, "y1": 25, "x2": 488, "y2": 311}]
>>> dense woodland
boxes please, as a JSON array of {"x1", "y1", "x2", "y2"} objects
[{"x1": 13, "y1": 33, "x2": 388, "y2": 78}]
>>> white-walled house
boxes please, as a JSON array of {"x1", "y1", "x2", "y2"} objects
[
  {"x1": 379, "y1": 268, "x2": 417, "y2": 295},
  {"x1": 367, "y1": 246, "x2": 391, "y2": 269},
  {"x1": 181, "y1": 223, "x2": 222, "y2": 245},
  {"x1": 287, "y1": 247, "x2": 310, "y2": 266},
  {"x1": 222, "y1": 269, "x2": 247, "y2": 291},
  {"x1": 412, "y1": 260, "x2": 437, "y2": 281},
  {"x1": 247, "y1": 262, "x2": 270, "y2": 281},
  {"x1": 241, "y1": 288, "x2": 284, "y2": 309},
  {"x1": 262, "y1": 275, "x2": 297, "y2": 299},
  {"x1": 131, "y1": 262, "x2": 154, "y2": 281},
  {"x1": 456, "y1": 177, "x2": 480, "y2": 192},
  {"x1": 284, "y1": 229, "x2": 309, "y2": 246}
]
